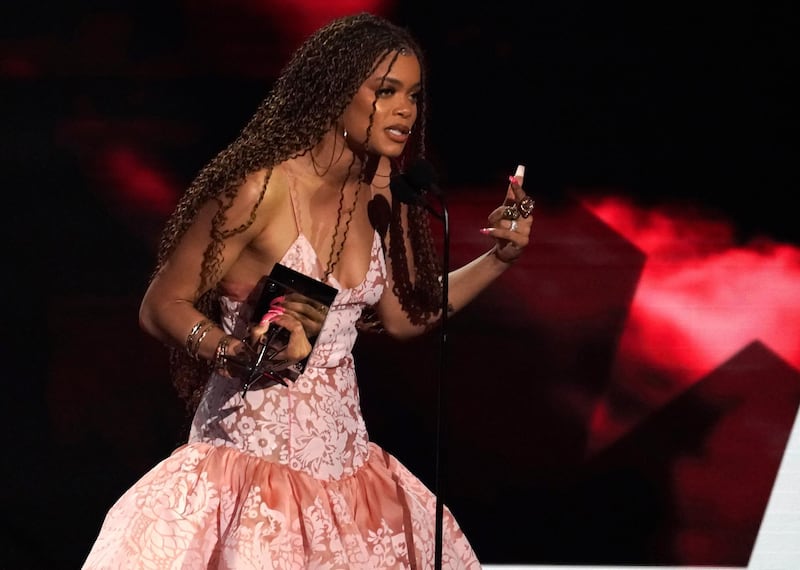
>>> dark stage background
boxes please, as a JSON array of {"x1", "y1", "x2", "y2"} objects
[{"x1": 2, "y1": 1, "x2": 798, "y2": 568}]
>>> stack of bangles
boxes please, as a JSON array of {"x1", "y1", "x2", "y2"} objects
[
  {"x1": 185, "y1": 318, "x2": 213, "y2": 359},
  {"x1": 185, "y1": 317, "x2": 236, "y2": 372},
  {"x1": 214, "y1": 334, "x2": 235, "y2": 371}
]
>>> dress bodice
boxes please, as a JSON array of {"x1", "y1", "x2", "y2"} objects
[{"x1": 190, "y1": 230, "x2": 386, "y2": 480}]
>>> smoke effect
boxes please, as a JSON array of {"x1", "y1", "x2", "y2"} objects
[{"x1": 583, "y1": 195, "x2": 800, "y2": 452}]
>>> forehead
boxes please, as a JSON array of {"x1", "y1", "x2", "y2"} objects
[{"x1": 368, "y1": 50, "x2": 421, "y2": 83}]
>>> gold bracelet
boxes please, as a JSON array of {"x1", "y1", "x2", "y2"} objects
[
  {"x1": 185, "y1": 318, "x2": 212, "y2": 359},
  {"x1": 214, "y1": 334, "x2": 235, "y2": 372},
  {"x1": 190, "y1": 322, "x2": 215, "y2": 359}
]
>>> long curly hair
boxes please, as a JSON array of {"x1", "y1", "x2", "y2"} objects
[{"x1": 152, "y1": 12, "x2": 443, "y2": 412}]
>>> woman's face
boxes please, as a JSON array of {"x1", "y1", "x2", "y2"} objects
[{"x1": 341, "y1": 50, "x2": 420, "y2": 157}]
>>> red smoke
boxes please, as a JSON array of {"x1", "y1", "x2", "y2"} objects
[{"x1": 584, "y1": 195, "x2": 800, "y2": 452}]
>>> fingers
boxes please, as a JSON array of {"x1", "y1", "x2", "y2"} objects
[
  {"x1": 480, "y1": 164, "x2": 534, "y2": 261},
  {"x1": 504, "y1": 164, "x2": 526, "y2": 204},
  {"x1": 270, "y1": 313, "x2": 312, "y2": 361},
  {"x1": 482, "y1": 216, "x2": 532, "y2": 245},
  {"x1": 250, "y1": 306, "x2": 284, "y2": 344},
  {"x1": 252, "y1": 301, "x2": 313, "y2": 360},
  {"x1": 514, "y1": 164, "x2": 525, "y2": 187},
  {"x1": 279, "y1": 293, "x2": 328, "y2": 337},
  {"x1": 488, "y1": 164, "x2": 533, "y2": 225},
  {"x1": 281, "y1": 294, "x2": 328, "y2": 322}
]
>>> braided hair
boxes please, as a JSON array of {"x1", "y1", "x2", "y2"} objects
[{"x1": 153, "y1": 12, "x2": 443, "y2": 412}]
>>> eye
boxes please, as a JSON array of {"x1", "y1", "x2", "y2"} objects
[
  {"x1": 409, "y1": 91, "x2": 421, "y2": 104},
  {"x1": 376, "y1": 87, "x2": 396, "y2": 98}
]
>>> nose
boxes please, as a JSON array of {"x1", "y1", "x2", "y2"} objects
[{"x1": 394, "y1": 99, "x2": 413, "y2": 118}]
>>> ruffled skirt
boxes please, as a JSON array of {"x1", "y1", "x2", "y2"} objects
[{"x1": 82, "y1": 442, "x2": 480, "y2": 569}]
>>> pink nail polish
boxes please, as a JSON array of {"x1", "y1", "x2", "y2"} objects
[
  {"x1": 479, "y1": 228, "x2": 493, "y2": 235},
  {"x1": 509, "y1": 175, "x2": 518, "y2": 184},
  {"x1": 260, "y1": 307, "x2": 285, "y2": 327}
]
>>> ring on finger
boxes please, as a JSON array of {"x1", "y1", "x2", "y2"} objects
[
  {"x1": 503, "y1": 203, "x2": 521, "y2": 220},
  {"x1": 519, "y1": 196, "x2": 535, "y2": 218},
  {"x1": 509, "y1": 219, "x2": 518, "y2": 232}
]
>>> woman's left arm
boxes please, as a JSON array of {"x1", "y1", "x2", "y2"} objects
[{"x1": 376, "y1": 170, "x2": 533, "y2": 339}]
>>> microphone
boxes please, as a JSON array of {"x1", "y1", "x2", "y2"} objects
[
  {"x1": 404, "y1": 158, "x2": 443, "y2": 197},
  {"x1": 390, "y1": 159, "x2": 444, "y2": 219},
  {"x1": 391, "y1": 157, "x2": 451, "y2": 569}
]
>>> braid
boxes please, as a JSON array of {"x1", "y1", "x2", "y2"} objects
[
  {"x1": 385, "y1": 199, "x2": 443, "y2": 326},
  {"x1": 408, "y1": 203, "x2": 443, "y2": 313},
  {"x1": 151, "y1": 12, "x2": 441, "y2": 412},
  {"x1": 324, "y1": 155, "x2": 359, "y2": 281}
]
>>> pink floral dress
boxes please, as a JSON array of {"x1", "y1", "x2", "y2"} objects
[{"x1": 82, "y1": 224, "x2": 481, "y2": 569}]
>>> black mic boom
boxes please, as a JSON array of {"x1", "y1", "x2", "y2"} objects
[
  {"x1": 404, "y1": 159, "x2": 442, "y2": 197},
  {"x1": 389, "y1": 172, "x2": 422, "y2": 206},
  {"x1": 389, "y1": 159, "x2": 442, "y2": 206}
]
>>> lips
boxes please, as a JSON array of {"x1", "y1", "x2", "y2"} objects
[{"x1": 385, "y1": 125, "x2": 411, "y2": 143}]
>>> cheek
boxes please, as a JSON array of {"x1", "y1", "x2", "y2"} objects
[{"x1": 346, "y1": 108, "x2": 380, "y2": 143}]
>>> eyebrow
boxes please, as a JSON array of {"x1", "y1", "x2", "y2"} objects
[{"x1": 374, "y1": 76, "x2": 421, "y2": 90}]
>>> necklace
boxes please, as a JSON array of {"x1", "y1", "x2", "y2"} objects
[
  {"x1": 370, "y1": 169, "x2": 392, "y2": 189},
  {"x1": 310, "y1": 134, "x2": 345, "y2": 177}
]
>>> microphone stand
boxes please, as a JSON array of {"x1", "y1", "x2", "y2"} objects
[
  {"x1": 433, "y1": 194, "x2": 449, "y2": 570},
  {"x1": 388, "y1": 162, "x2": 448, "y2": 568}
]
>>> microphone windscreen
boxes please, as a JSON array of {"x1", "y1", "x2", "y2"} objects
[
  {"x1": 389, "y1": 173, "x2": 421, "y2": 205},
  {"x1": 404, "y1": 159, "x2": 437, "y2": 191}
]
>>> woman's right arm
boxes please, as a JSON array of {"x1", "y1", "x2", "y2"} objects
[{"x1": 139, "y1": 172, "x2": 270, "y2": 363}]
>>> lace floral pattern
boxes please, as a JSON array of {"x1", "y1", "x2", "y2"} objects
[
  {"x1": 84, "y1": 443, "x2": 479, "y2": 568},
  {"x1": 83, "y1": 232, "x2": 481, "y2": 569},
  {"x1": 190, "y1": 232, "x2": 385, "y2": 480}
]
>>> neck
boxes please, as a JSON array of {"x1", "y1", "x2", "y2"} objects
[
  {"x1": 307, "y1": 131, "x2": 391, "y2": 185},
  {"x1": 307, "y1": 130, "x2": 357, "y2": 182}
]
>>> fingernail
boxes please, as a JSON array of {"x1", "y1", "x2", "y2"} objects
[
  {"x1": 479, "y1": 228, "x2": 494, "y2": 235},
  {"x1": 508, "y1": 175, "x2": 518, "y2": 184},
  {"x1": 515, "y1": 164, "x2": 525, "y2": 179},
  {"x1": 260, "y1": 307, "x2": 285, "y2": 326}
]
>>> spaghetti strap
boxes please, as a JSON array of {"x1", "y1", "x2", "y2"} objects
[{"x1": 288, "y1": 181, "x2": 303, "y2": 235}]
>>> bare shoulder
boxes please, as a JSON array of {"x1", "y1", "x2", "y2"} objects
[
  {"x1": 220, "y1": 168, "x2": 283, "y2": 229},
  {"x1": 235, "y1": 168, "x2": 273, "y2": 206}
]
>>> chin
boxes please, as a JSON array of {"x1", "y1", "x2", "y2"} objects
[
  {"x1": 370, "y1": 144, "x2": 405, "y2": 158},
  {"x1": 367, "y1": 148, "x2": 403, "y2": 158}
]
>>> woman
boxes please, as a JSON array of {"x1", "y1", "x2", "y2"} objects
[{"x1": 83, "y1": 12, "x2": 533, "y2": 569}]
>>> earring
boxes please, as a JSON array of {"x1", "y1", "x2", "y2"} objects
[{"x1": 343, "y1": 127, "x2": 349, "y2": 140}]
